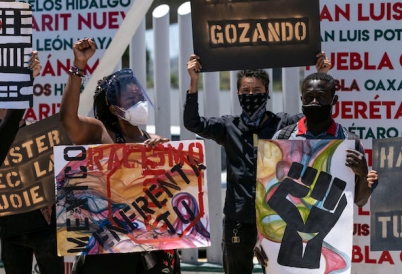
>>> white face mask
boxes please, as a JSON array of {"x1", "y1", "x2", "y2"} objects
[{"x1": 118, "y1": 101, "x2": 148, "y2": 126}]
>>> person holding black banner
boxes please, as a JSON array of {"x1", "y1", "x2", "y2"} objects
[
  {"x1": 184, "y1": 53, "x2": 330, "y2": 274},
  {"x1": 60, "y1": 38, "x2": 180, "y2": 274},
  {"x1": 0, "y1": 51, "x2": 65, "y2": 274}
]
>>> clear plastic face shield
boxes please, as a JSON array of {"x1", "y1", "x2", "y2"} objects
[{"x1": 106, "y1": 69, "x2": 154, "y2": 126}]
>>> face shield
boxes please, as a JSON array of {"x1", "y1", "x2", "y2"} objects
[{"x1": 103, "y1": 69, "x2": 153, "y2": 126}]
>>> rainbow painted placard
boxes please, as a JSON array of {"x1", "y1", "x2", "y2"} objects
[
  {"x1": 256, "y1": 139, "x2": 355, "y2": 274},
  {"x1": 54, "y1": 141, "x2": 210, "y2": 256}
]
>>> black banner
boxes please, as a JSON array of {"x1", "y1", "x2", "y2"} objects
[
  {"x1": 371, "y1": 137, "x2": 402, "y2": 251},
  {"x1": 190, "y1": 0, "x2": 321, "y2": 71},
  {"x1": 0, "y1": 113, "x2": 71, "y2": 216},
  {"x1": 0, "y1": 2, "x2": 33, "y2": 108}
]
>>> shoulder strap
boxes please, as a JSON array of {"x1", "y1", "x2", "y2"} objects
[
  {"x1": 346, "y1": 131, "x2": 360, "y2": 150},
  {"x1": 278, "y1": 123, "x2": 297, "y2": 139},
  {"x1": 141, "y1": 129, "x2": 151, "y2": 140},
  {"x1": 114, "y1": 127, "x2": 126, "y2": 143},
  {"x1": 113, "y1": 127, "x2": 151, "y2": 143}
]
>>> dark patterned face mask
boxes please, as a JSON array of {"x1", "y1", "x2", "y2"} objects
[{"x1": 238, "y1": 93, "x2": 268, "y2": 117}]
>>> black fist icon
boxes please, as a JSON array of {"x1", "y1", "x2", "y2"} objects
[{"x1": 268, "y1": 162, "x2": 347, "y2": 269}]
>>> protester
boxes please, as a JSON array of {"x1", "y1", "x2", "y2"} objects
[
  {"x1": 252, "y1": 72, "x2": 377, "y2": 270},
  {"x1": 273, "y1": 72, "x2": 377, "y2": 200},
  {"x1": 59, "y1": 38, "x2": 180, "y2": 274},
  {"x1": 184, "y1": 53, "x2": 330, "y2": 274},
  {"x1": 0, "y1": 109, "x2": 25, "y2": 165},
  {"x1": 0, "y1": 51, "x2": 41, "y2": 164},
  {"x1": 0, "y1": 52, "x2": 65, "y2": 274}
]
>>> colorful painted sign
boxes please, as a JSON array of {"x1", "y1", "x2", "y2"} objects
[
  {"x1": 256, "y1": 139, "x2": 355, "y2": 274},
  {"x1": 54, "y1": 141, "x2": 210, "y2": 256}
]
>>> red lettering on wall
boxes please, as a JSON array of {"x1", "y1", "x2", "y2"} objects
[
  {"x1": 352, "y1": 246, "x2": 394, "y2": 264},
  {"x1": 357, "y1": 3, "x2": 402, "y2": 21},
  {"x1": 329, "y1": 52, "x2": 393, "y2": 70},
  {"x1": 78, "y1": 11, "x2": 126, "y2": 30},
  {"x1": 358, "y1": 206, "x2": 370, "y2": 216},
  {"x1": 320, "y1": 4, "x2": 350, "y2": 21}
]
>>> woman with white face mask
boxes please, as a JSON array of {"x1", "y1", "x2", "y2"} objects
[
  {"x1": 60, "y1": 38, "x2": 181, "y2": 274},
  {"x1": 106, "y1": 69, "x2": 150, "y2": 126},
  {"x1": 60, "y1": 39, "x2": 164, "y2": 146},
  {"x1": 93, "y1": 67, "x2": 154, "y2": 143}
]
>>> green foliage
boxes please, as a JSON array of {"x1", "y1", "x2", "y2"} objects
[
  {"x1": 170, "y1": 74, "x2": 179, "y2": 89},
  {"x1": 220, "y1": 71, "x2": 230, "y2": 90}
]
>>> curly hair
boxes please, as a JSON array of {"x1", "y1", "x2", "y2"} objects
[
  {"x1": 93, "y1": 69, "x2": 140, "y2": 130},
  {"x1": 93, "y1": 76, "x2": 117, "y2": 130},
  {"x1": 236, "y1": 69, "x2": 270, "y2": 92}
]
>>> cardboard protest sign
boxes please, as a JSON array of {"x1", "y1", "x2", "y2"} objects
[
  {"x1": 0, "y1": 2, "x2": 33, "y2": 108},
  {"x1": 371, "y1": 137, "x2": 402, "y2": 251},
  {"x1": 190, "y1": 0, "x2": 321, "y2": 72},
  {"x1": 0, "y1": 113, "x2": 71, "y2": 217},
  {"x1": 256, "y1": 139, "x2": 355, "y2": 274},
  {"x1": 54, "y1": 141, "x2": 210, "y2": 256}
]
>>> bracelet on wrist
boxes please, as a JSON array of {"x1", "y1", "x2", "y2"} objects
[
  {"x1": 71, "y1": 65, "x2": 86, "y2": 72},
  {"x1": 68, "y1": 66, "x2": 87, "y2": 84},
  {"x1": 69, "y1": 66, "x2": 86, "y2": 76}
]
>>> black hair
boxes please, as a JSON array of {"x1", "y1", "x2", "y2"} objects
[
  {"x1": 236, "y1": 69, "x2": 270, "y2": 91},
  {"x1": 93, "y1": 69, "x2": 139, "y2": 130},
  {"x1": 302, "y1": 72, "x2": 336, "y2": 95},
  {"x1": 93, "y1": 76, "x2": 117, "y2": 130}
]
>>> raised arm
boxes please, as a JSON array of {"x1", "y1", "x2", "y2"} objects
[
  {"x1": 183, "y1": 54, "x2": 227, "y2": 144},
  {"x1": 184, "y1": 54, "x2": 203, "y2": 132},
  {"x1": 187, "y1": 54, "x2": 202, "y2": 94},
  {"x1": 60, "y1": 39, "x2": 108, "y2": 145}
]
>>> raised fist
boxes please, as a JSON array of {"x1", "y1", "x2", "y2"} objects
[
  {"x1": 268, "y1": 162, "x2": 347, "y2": 269},
  {"x1": 73, "y1": 38, "x2": 96, "y2": 68}
]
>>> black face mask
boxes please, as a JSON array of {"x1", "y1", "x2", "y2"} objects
[
  {"x1": 301, "y1": 104, "x2": 332, "y2": 123},
  {"x1": 238, "y1": 93, "x2": 268, "y2": 117}
]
